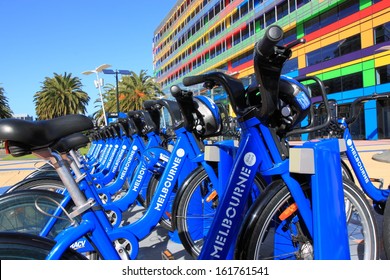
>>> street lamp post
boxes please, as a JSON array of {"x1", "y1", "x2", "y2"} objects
[
  {"x1": 102, "y1": 69, "x2": 131, "y2": 114},
  {"x1": 82, "y1": 64, "x2": 111, "y2": 126}
]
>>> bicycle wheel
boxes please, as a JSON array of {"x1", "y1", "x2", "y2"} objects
[
  {"x1": 175, "y1": 167, "x2": 266, "y2": 258},
  {"x1": 0, "y1": 190, "x2": 75, "y2": 239},
  {"x1": 341, "y1": 158, "x2": 354, "y2": 183},
  {"x1": 236, "y1": 178, "x2": 378, "y2": 260},
  {"x1": 0, "y1": 232, "x2": 86, "y2": 260},
  {"x1": 382, "y1": 195, "x2": 390, "y2": 259},
  {"x1": 5, "y1": 178, "x2": 65, "y2": 193}
]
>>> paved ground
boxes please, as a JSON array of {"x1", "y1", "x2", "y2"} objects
[{"x1": 0, "y1": 140, "x2": 390, "y2": 260}]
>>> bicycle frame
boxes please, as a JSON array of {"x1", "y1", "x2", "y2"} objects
[
  {"x1": 198, "y1": 113, "x2": 350, "y2": 260},
  {"x1": 340, "y1": 118, "x2": 390, "y2": 203}
]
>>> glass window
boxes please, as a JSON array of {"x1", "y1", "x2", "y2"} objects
[
  {"x1": 304, "y1": 15, "x2": 320, "y2": 35},
  {"x1": 306, "y1": 35, "x2": 360, "y2": 66},
  {"x1": 306, "y1": 48, "x2": 323, "y2": 66},
  {"x1": 282, "y1": 57, "x2": 298, "y2": 74},
  {"x1": 265, "y1": 8, "x2": 276, "y2": 26},
  {"x1": 255, "y1": 15, "x2": 264, "y2": 32},
  {"x1": 240, "y1": 1, "x2": 249, "y2": 16},
  {"x1": 377, "y1": 99, "x2": 390, "y2": 139},
  {"x1": 339, "y1": 104, "x2": 366, "y2": 139},
  {"x1": 374, "y1": 22, "x2": 390, "y2": 44},
  {"x1": 215, "y1": 2, "x2": 221, "y2": 15},
  {"x1": 232, "y1": 50, "x2": 253, "y2": 68},
  {"x1": 342, "y1": 72, "x2": 363, "y2": 91},
  {"x1": 296, "y1": 0, "x2": 310, "y2": 9},
  {"x1": 242, "y1": 27, "x2": 250, "y2": 40},
  {"x1": 319, "y1": 6, "x2": 338, "y2": 27},
  {"x1": 323, "y1": 76, "x2": 342, "y2": 94},
  {"x1": 277, "y1": 1, "x2": 289, "y2": 20},
  {"x1": 281, "y1": 27, "x2": 296, "y2": 45},
  {"x1": 376, "y1": 65, "x2": 390, "y2": 84},
  {"x1": 339, "y1": 34, "x2": 361, "y2": 56},
  {"x1": 254, "y1": 0, "x2": 262, "y2": 8},
  {"x1": 233, "y1": 32, "x2": 241, "y2": 45},
  {"x1": 232, "y1": 9, "x2": 240, "y2": 23},
  {"x1": 338, "y1": 0, "x2": 359, "y2": 20},
  {"x1": 289, "y1": 0, "x2": 296, "y2": 12}
]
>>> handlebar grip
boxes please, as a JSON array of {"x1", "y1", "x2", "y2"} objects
[
  {"x1": 255, "y1": 25, "x2": 284, "y2": 57},
  {"x1": 182, "y1": 75, "x2": 208, "y2": 87}
]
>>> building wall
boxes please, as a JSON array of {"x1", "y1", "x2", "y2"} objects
[{"x1": 153, "y1": 0, "x2": 390, "y2": 139}]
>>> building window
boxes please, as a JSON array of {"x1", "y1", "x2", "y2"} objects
[
  {"x1": 282, "y1": 57, "x2": 298, "y2": 74},
  {"x1": 231, "y1": 50, "x2": 252, "y2": 68},
  {"x1": 281, "y1": 27, "x2": 296, "y2": 45},
  {"x1": 338, "y1": 0, "x2": 359, "y2": 20},
  {"x1": 376, "y1": 65, "x2": 390, "y2": 84},
  {"x1": 323, "y1": 72, "x2": 363, "y2": 94},
  {"x1": 264, "y1": 8, "x2": 276, "y2": 26},
  {"x1": 304, "y1": 15, "x2": 320, "y2": 35},
  {"x1": 377, "y1": 99, "x2": 390, "y2": 139},
  {"x1": 304, "y1": 0, "x2": 359, "y2": 35},
  {"x1": 240, "y1": 1, "x2": 249, "y2": 17},
  {"x1": 339, "y1": 104, "x2": 366, "y2": 140},
  {"x1": 277, "y1": 1, "x2": 289, "y2": 20},
  {"x1": 374, "y1": 22, "x2": 390, "y2": 44},
  {"x1": 306, "y1": 34, "x2": 361, "y2": 66}
]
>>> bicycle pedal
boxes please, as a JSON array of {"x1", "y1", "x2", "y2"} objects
[{"x1": 161, "y1": 249, "x2": 174, "y2": 260}]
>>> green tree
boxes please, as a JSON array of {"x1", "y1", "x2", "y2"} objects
[
  {"x1": 103, "y1": 70, "x2": 162, "y2": 114},
  {"x1": 0, "y1": 85, "x2": 13, "y2": 119},
  {"x1": 34, "y1": 72, "x2": 90, "y2": 120}
]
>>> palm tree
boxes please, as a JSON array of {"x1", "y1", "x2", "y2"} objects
[
  {"x1": 0, "y1": 85, "x2": 13, "y2": 119},
  {"x1": 34, "y1": 72, "x2": 90, "y2": 120},
  {"x1": 103, "y1": 70, "x2": 162, "y2": 113}
]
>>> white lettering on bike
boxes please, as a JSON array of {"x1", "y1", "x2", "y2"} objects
[
  {"x1": 70, "y1": 240, "x2": 86, "y2": 250},
  {"x1": 210, "y1": 165, "x2": 251, "y2": 259},
  {"x1": 154, "y1": 152, "x2": 183, "y2": 211},
  {"x1": 347, "y1": 139, "x2": 369, "y2": 183},
  {"x1": 119, "y1": 148, "x2": 137, "y2": 180}
]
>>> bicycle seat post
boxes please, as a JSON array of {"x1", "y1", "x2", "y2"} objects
[{"x1": 36, "y1": 148, "x2": 94, "y2": 215}]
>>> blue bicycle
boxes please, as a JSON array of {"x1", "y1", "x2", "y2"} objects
[{"x1": 176, "y1": 25, "x2": 378, "y2": 260}]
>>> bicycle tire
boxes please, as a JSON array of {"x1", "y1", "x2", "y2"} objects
[
  {"x1": 341, "y1": 158, "x2": 354, "y2": 183},
  {"x1": 0, "y1": 232, "x2": 86, "y2": 260},
  {"x1": 235, "y1": 178, "x2": 379, "y2": 260},
  {"x1": 382, "y1": 195, "x2": 390, "y2": 259},
  {"x1": 0, "y1": 189, "x2": 75, "y2": 239},
  {"x1": 175, "y1": 167, "x2": 266, "y2": 258},
  {"x1": 5, "y1": 178, "x2": 65, "y2": 193}
]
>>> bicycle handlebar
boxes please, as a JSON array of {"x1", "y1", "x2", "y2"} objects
[
  {"x1": 254, "y1": 25, "x2": 284, "y2": 57},
  {"x1": 346, "y1": 93, "x2": 390, "y2": 124},
  {"x1": 183, "y1": 72, "x2": 247, "y2": 116}
]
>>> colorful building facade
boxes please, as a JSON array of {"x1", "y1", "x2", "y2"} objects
[{"x1": 153, "y1": 0, "x2": 390, "y2": 139}]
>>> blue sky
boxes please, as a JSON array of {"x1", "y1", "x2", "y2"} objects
[{"x1": 0, "y1": 0, "x2": 178, "y2": 118}]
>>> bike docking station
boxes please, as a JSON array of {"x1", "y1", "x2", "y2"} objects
[{"x1": 289, "y1": 138, "x2": 350, "y2": 259}]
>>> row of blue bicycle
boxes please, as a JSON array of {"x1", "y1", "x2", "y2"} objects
[{"x1": 0, "y1": 25, "x2": 389, "y2": 260}]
